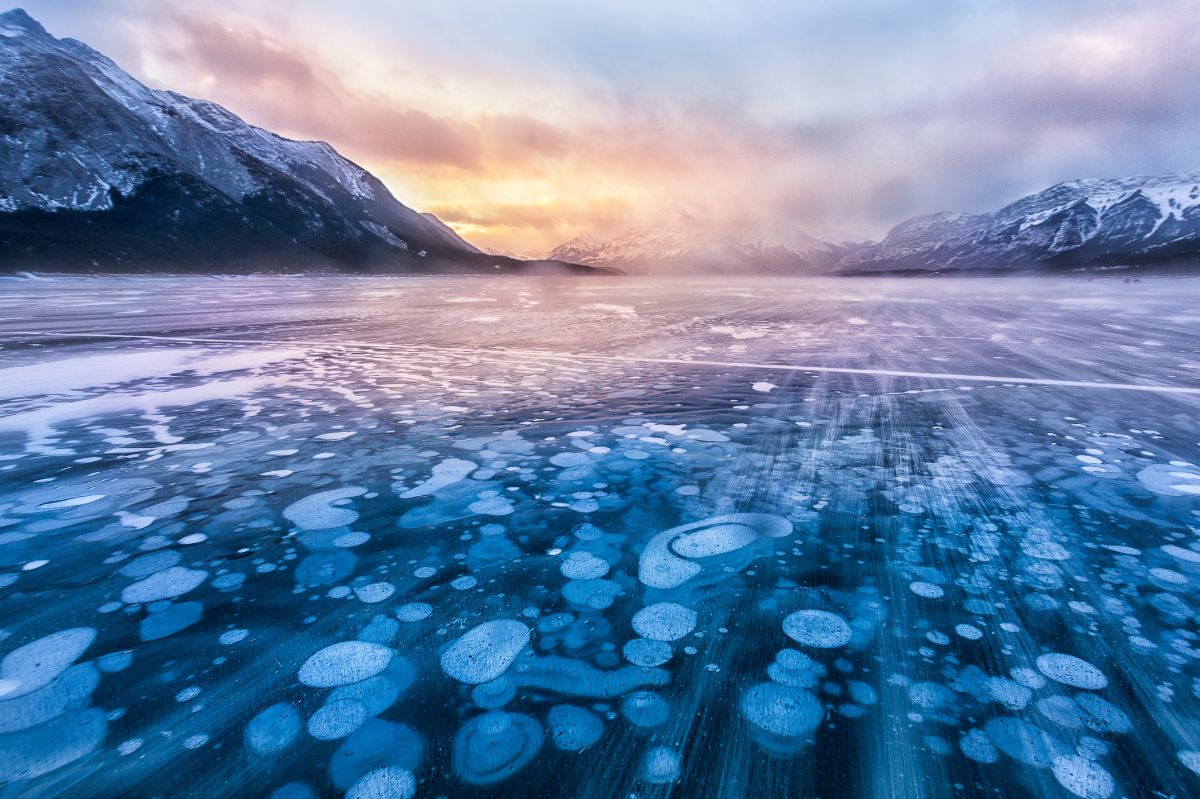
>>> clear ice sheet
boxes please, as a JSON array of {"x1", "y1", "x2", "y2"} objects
[{"x1": 0, "y1": 275, "x2": 1198, "y2": 797}]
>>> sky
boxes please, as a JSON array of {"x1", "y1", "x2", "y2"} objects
[{"x1": 19, "y1": 0, "x2": 1200, "y2": 254}]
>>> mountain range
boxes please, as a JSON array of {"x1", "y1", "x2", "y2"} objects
[
  {"x1": 548, "y1": 173, "x2": 1200, "y2": 275},
  {"x1": 0, "y1": 9, "x2": 605, "y2": 275}
]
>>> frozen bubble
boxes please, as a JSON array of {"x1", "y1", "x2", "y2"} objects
[
  {"x1": 354, "y1": 582, "x2": 395, "y2": 604},
  {"x1": 268, "y1": 783, "x2": 317, "y2": 799},
  {"x1": 330, "y1": 659, "x2": 414, "y2": 716},
  {"x1": 740, "y1": 682, "x2": 823, "y2": 738},
  {"x1": 561, "y1": 578, "x2": 622, "y2": 609},
  {"x1": 909, "y1": 681, "x2": 954, "y2": 710},
  {"x1": 119, "y1": 550, "x2": 181, "y2": 579},
  {"x1": 547, "y1": 704, "x2": 603, "y2": 751},
  {"x1": 955, "y1": 624, "x2": 983, "y2": 640},
  {"x1": 468, "y1": 496, "x2": 514, "y2": 516},
  {"x1": 97, "y1": 651, "x2": 132, "y2": 673},
  {"x1": 401, "y1": 459, "x2": 477, "y2": 498},
  {"x1": 559, "y1": 552, "x2": 609, "y2": 580},
  {"x1": 452, "y1": 711, "x2": 543, "y2": 785},
  {"x1": 298, "y1": 641, "x2": 393, "y2": 688},
  {"x1": 986, "y1": 677, "x2": 1032, "y2": 710},
  {"x1": 847, "y1": 680, "x2": 877, "y2": 705},
  {"x1": 121, "y1": 566, "x2": 207, "y2": 604},
  {"x1": 212, "y1": 572, "x2": 246, "y2": 592},
  {"x1": 334, "y1": 532, "x2": 371, "y2": 548},
  {"x1": 140, "y1": 601, "x2": 202, "y2": 641},
  {"x1": 0, "y1": 627, "x2": 96, "y2": 700},
  {"x1": 39, "y1": 494, "x2": 105, "y2": 510},
  {"x1": 1010, "y1": 667, "x2": 1045, "y2": 690},
  {"x1": 452, "y1": 575, "x2": 478, "y2": 590},
  {"x1": 641, "y1": 747, "x2": 682, "y2": 784},
  {"x1": 0, "y1": 707, "x2": 106, "y2": 782},
  {"x1": 295, "y1": 551, "x2": 356, "y2": 587},
  {"x1": 639, "y1": 513, "x2": 791, "y2": 589},
  {"x1": 638, "y1": 532, "x2": 701, "y2": 590},
  {"x1": 1036, "y1": 696, "x2": 1084, "y2": 729},
  {"x1": 783, "y1": 610, "x2": 852, "y2": 649},
  {"x1": 1137, "y1": 463, "x2": 1200, "y2": 496},
  {"x1": 984, "y1": 717, "x2": 1069, "y2": 768},
  {"x1": 623, "y1": 638, "x2": 673, "y2": 667},
  {"x1": 909, "y1": 581, "x2": 944, "y2": 598},
  {"x1": 245, "y1": 703, "x2": 302, "y2": 755},
  {"x1": 621, "y1": 690, "x2": 670, "y2": 727},
  {"x1": 1022, "y1": 540, "x2": 1071, "y2": 561},
  {"x1": 316, "y1": 431, "x2": 356, "y2": 441},
  {"x1": 1074, "y1": 694, "x2": 1131, "y2": 734},
  {"x1": 0, "y1": 663, "x2": 99, "y2": 733},
  {"x1": 330, "y1": 720, "x2": 423, "y2": 791},
  {"x1": 396, "y1": 602, "x2": 433, "y2": 622},
  {"x1": 1162, "y1": 544, "x2": 1200, "y2": 563},
  {"x1": 471, "y1": 677, "x2": 516, "y2": 709},
  {"x1": 283, "y1": 487, "x2": 367, "y2": 530},
  {"x1": 1052, "y1": 755, "x2": 1114, "y2": 799},
  {"x1": 670, "y1": 523, "x2": 758, "y2": 558},
  {"x1": 308, "y1": 698, "x2": 368, "y2": 740},
  {"x1": 550, "y1": 452, "x2": 591, "y2": 468},
  {"x1": 960, "y1": 728, "x2": 999, "y2": 764},
  {"x1": 441, "y1": 620, "x2": 531, "y2": 684},
  {"x1": 346, "y1": 767, "x2": 416, "y2": 799},
  {"x1": 768, "y1": 649, "x2": 825, "y2": 689},
  {"x1": 219, "y1": 629, "x2": 249, "y2": 645},
  {"x1": 631, "y1": 603, "x2": 697, "y2": 642},
  {"x1": 1036, "y1": 653, "x2": 1108, "y2": 690}
]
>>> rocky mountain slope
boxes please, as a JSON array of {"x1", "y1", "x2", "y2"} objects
[
  {"x1": 0, "y1": 9, "x2": 604, "y2": 274},
  {"x1": 839, "y1": 172, "x2": 1200, "y2": 274}
]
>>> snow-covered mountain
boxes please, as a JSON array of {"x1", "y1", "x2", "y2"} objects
[
  {"x1": 548, "y1": 209, "x2": 846, "y2": 274},
  {"x1": 0, "y1": 9, "x2": 606, "y2": 274},
  {"x1": 839, "y1": 172, "x2": 1200, "y2": 273}
]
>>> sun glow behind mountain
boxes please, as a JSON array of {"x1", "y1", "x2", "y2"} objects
[{"x1": 16, "y1": 0, "x2": 1200, "y2": 255}]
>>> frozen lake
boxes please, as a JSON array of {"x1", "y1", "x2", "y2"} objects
[{"x1": 1, "y1": 275, "x2": 1199, "y2": 798}]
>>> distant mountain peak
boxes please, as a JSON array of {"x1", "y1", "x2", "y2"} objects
[
  {"x1": 838, "y1": 169, "x2": 1200, "y2": 273},
  {"x1": 548, "y1": 210, "x2": 844, "y2": 274},
  {"x1": 0, "y1": 7, "x2": 46, "y2": 37}
]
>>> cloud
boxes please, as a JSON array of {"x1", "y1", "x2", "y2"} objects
[{"x1": 155, "y1": 13, "x2": 480, "y2": 168}]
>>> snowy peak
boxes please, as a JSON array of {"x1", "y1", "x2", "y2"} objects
[{"x1": 0, "y1": 8, "x2": 46, "y2": 37}]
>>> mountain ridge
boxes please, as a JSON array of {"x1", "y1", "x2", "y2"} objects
[
  {"x1": 838, "y1": 171, "x2": 1200, "y2": 274},
  {"x1": 0, "y1": 8, "x2": 609, "y2": 275},
  {"x1": 548, "y1": 172, "x2": 1200, "y2": 275}
]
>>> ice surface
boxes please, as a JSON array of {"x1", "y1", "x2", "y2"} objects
[{"x1": 2, "y1": 275, "x2": 1200, "y2": 798}]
